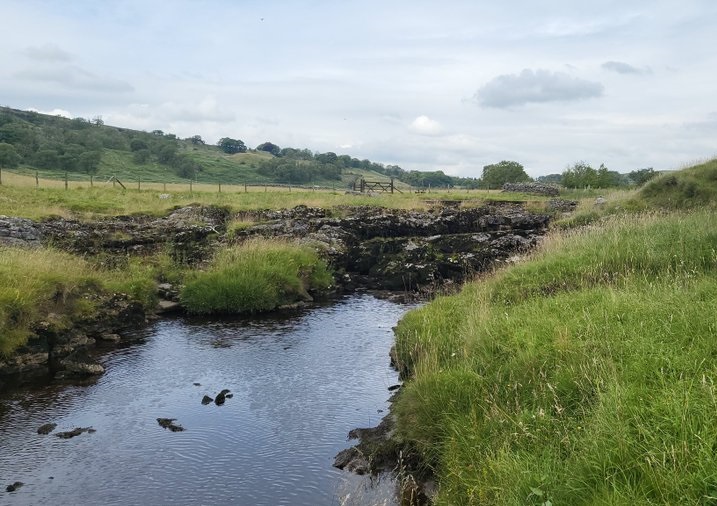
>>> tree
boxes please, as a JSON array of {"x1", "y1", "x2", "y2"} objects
[
  {"x1": 157, "y1": 144, "x2": 178, "y2": 164},
  {"x1": 562, "y1": 162, "x2": 624, "y2": 189},
  {"x1": 256, "y1": 141, "x2": 281, "y2": 156},
  {"x1": 77, "y1": 151, "x2": 102, "y2": 174},
  {"x1": 218, "y1": 137, "x2": 247, "y2": 154},
  {"x1": 536, "y1": 174, "x2": 562, "y2": 184},
  {"x1": 133, "y1": 148, "x2": 151, "y2": 164},
  {"x1": 130, "y1": 139, "x2": 149, "y2": 152},
  {"x1": 628, "y1": 168, "x2": 657, "y2": 186},
  {"x1": 315, "y1": 151, "x2": 338, "y2": 164},
  {"x1": 481, "y1": 161, "x2": 531, "y2": 187},
  {"x1": 0, "y1": 142, "x2": 20, "y2": 168},
  {"x1": 188, "y1": 135, "x2": 205, "y2": 145},
  {"x1": 34, "y1": 148, "x2": 59, "y2": 169}
]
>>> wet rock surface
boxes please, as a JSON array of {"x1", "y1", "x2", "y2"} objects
[
  {"x1": 37, "y1": 204, "x2": 229, "y2": 264},
  {"x1": 237, "y1": 204, "x2": 550, "y2": 291},
  {"x1": 37, "y1": 423, "x2": 57, "y2": 435},
  {"x1": 157, "y1": 418, "x2": 185, "y2": 432},
  {"x1": 55, "y1": 427, "x2": 96, "y2": 439},
  {"x1": 5, "y1": 481, "x2": 24, "y2": 493}
]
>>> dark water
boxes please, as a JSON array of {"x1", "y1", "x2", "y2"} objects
[{"x1": 0, "y1": 294, "x2": 412, "y2": 506}]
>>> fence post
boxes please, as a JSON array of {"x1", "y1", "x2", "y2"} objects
[
  {"x1": 189, "y1": 180, "x2": 193, "y2": 193},
  {"x1": 289, "y1": 185, "x2": 291, "y2": 193},
  {"x1": 138, "y1": 176, "x2": 141, "y2": 191},
  {"x1": 218, "y1": 182, "x2": 221, "y2": 193},
  {"x1": 390, "y1": 177, "x2": 394, "y2": 194},
  {"x1": 90, "y1": 175, "x2": 93, "y2": 188}
]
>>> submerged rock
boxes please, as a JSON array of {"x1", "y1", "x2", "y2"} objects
[
  {"x1": 157, "y1": 418, "x2": 185, "y2": 432},
  {"x1": 37, "y1": 423, "x2": 57, "y2": 435},
  {"x1": 5, "y1": 481, "x2": 24, "y2": 492},
  {"x1": 55, "y1": 427, "x2": 96, "y2": 439}
]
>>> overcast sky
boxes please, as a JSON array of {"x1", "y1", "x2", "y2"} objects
[{"x1": 1, "y1": 0, "x2": 716, "y2": 177}]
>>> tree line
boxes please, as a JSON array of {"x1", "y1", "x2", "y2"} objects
[{"x1": 0, "y1": 107, "x2": 659, "y2": 189}]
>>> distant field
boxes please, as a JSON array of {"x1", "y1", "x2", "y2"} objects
[{"x1": 0, "y1": 169, "x2": 531, "y2": 219}]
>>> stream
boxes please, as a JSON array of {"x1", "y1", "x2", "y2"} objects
[{"x1": 0, "y1": 294, "x2": 413, "y2": 505}]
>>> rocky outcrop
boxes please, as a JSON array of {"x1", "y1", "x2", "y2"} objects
[
  {"x1": 547, "y1": 198, "x2": 579, "y2": 212},
  {"x1": 37, "y1": 204, "x2": 229, "y2": 264},
  {"x1": 502, "y1": 182, "x2": 560, "y2": 196},
  {"x1": 0, "y1": 216, "x2": 42, "y2": 247},
  {"x1": 236, "y1": 204, "x2": 550, "y2": 291}
]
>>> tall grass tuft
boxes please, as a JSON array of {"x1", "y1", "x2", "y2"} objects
[
  {"x1": 0, "y1": 247, "x2": 101, "y2": 355},
  {"x1": 180, "y1": 238, "x2": 332, "y2": 314}
]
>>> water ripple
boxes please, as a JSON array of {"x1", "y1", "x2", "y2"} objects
[{"x1": 0, "y1": 294, "x2": 414, "y2": 506}]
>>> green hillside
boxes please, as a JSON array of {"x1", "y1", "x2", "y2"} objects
[{"x1": 0, "y1": 106, "x2": 401, "y2": 188}]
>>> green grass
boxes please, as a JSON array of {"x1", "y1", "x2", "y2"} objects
[
  {"x1": 0, "y1": 174, "x2": 538, "y2": 220},
  {"x1": 0, "y1": 247, "x2": 169, "y2": 356},
  {"x1": 393, "y1": 209, "x2": 717, "y2": 504},
  {"x1": 180, "y1": 238, "x2": 333, "y2": 314},
  {"x1": 636, "y1": 159, "x2": 717, "y2": 210}
]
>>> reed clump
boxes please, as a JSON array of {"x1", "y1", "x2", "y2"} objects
[{"x1": 180, "y1": 238, "x2": 332, "y2": 314}]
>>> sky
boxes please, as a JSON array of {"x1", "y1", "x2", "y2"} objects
[{"x1": 1, "y1": 0, "x2": 716, "y2": 178}]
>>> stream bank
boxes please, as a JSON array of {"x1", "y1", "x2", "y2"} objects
[{"x1": 1, "y1": 202, "x2": 550, "y2": 386}]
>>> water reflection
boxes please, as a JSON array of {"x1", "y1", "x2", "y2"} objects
[{"x1": 0, "y1": 294, "x2": 412, "y2": 506}]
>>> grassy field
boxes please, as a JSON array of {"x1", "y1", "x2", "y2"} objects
[
  {"x1": 391, "y1": 162, "x2": 717, "y2": 504},
  {"x1": 0, "y1": 169, "x2": 529, "y2": 219}
]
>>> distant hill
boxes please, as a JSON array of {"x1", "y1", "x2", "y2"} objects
[{"x1": 0, "y1": 106, "x2": 476, "y2": 189}]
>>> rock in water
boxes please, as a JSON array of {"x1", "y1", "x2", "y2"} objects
[
  {"x1": 214, "y1": 389, "x2": 231, "y2": 405},
  {"x1": 55, "y1": 427, "x2": 95, "y2": 439},
  {"x1": 157, "y1": 418, "x2": 185, "y2": 432},
  {"x1": 37, "y1": 423, "x2": 57, "y2": 435},
  {"x1": 201, "y1": 395, "x2": 213, "y2": 405},
  {"x1": 6, "y1": 482, "x2": 24, "y2": 492}
]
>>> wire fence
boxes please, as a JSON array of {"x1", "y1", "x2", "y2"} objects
[
  {"x1": 0, "y1": 168, "x2": 485, "y2": 195},
  {"x1": 0, "y1": 168, "x2": 357, "y2": 194}
]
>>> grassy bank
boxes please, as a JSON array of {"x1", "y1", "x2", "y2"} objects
[
  {"x1": 180, "y1": 239, "x2": 332, "y2": 314},
  {"x1": 393, "y1": 208, "x2": 717, "y2": 504},
  {"x1": 0, "y1": 247, "x2": 160, "y2": 356},
  {"x1": 0, "y1": 238, "x2": 333, "y2": 355}
]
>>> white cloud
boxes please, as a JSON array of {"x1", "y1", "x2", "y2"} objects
[
  {"x1": 602, "y1": 61, "x2": 652, "y2": 75},
  {"x1": 15, "y1": 64, "x2": 133, "y2": 93},
  {"x1": 22, "y1": 43, "x2": 73, "y2": 62},
  {"x1": 475, "y1": 69, "x2": 604, "y2": 108},
  {"x1": 409, "y1": 115, "x2": 444, "y2": 136},
  {"x1": 28, "y1": 107, "x2": 72, "y2": 118}
]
